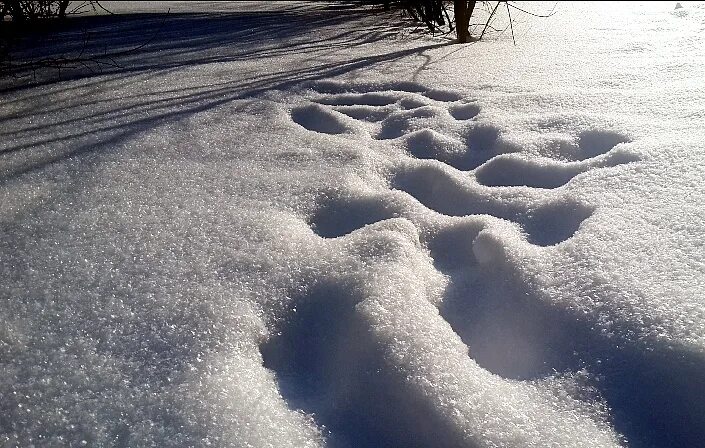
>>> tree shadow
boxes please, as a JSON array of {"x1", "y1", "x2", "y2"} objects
[
  {"x1": 0, "y1": 5, "x2": 447, "y2": 182},
  {"x1": 2, "y1": 5, "x2": 418, "y2": 89}
]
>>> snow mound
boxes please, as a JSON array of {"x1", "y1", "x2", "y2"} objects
[{"x1": 449, "y1": 102, "x2": 481, "y2": 120}]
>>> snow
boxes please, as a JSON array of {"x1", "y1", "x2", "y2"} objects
[{"x1": 1, "y1": 1, "x2": 704, "y2": 447}]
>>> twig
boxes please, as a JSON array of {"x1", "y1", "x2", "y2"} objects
[
  {"x1": 442, "y1": 3, "x2": 454, "y2": 31},
  {"x1": 480, "y1": 1, "x2": 502, "y2": 40},
  {"x1": 68, "y1": 2, "x2": 91, "y2": 15},
  {"x1": 505, "y1": 1, "x2": 515, "y2": 45},
  {"x1": 93, "y1": 1, "x2": 115, "y2": 15},
  {"x1": 506, "y1": 2, "x2": 558, "y2": 18}
]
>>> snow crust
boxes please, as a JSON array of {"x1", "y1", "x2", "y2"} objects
[{"x1": 2, "y1": 2, "x2": 704, "y2": 447}]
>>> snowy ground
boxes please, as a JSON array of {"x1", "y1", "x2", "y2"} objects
[{"x1": 1, "y1": 1, "x2": 704, "y2": 447}]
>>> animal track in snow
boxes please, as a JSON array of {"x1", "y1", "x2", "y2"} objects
[
  {"x1": 391, "y1": 164, "x2": 593, "y2": 246},
  {"x1": 290, "y1": 104, "x2": 357, "y2": 135},
  {"x1": 290, "y1": 84, "x2": 636, "y2": 190},
  {"x1": 274, "y1": 82, "x2": 646, "y2": 446},
  {"x1": 309, "y1": 192, "x2": 402, "y2": 239},
  {"x1": 474, "y1": 146, "x2": 639, "y2": 189},
  {"x1": 448, "y1": 103, "x2": 481, "y2": 120},
  {"x1": 309, "y1": 170, "x2": 592, "y2": 247},
  {"x1": 260, "y1": 282, "x2": 452, "y2": 448},
  {"x1": 424, "y1": 219, "x2": 591, "y2": 380},
  {"x1": 292, "y1": 83, "x2": 638, "y2": 246}
]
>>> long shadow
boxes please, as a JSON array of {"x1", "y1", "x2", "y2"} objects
[
  {"x1": 0, "y1": 44, "x2": 445, "y2": 181},
  {"x1": 1, "y1": 6, "x2": 446, "y2": 181},
  {"x1": 1, "y1": 6, "x2": 407, "y2": 93}
]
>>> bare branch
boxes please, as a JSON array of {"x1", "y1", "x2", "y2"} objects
[
  {"x1": 480, "y1": 1, "x2": 502, "y2": 40},
  {"x1": 506, "y1": 2, "x2": 558, "y2": 18},
  {"x1": 505, "y1": 1, "x2": 515, "y2": 45}
]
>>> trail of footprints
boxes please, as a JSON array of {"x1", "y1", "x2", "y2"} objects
[
  {"x1": 292, "y1": 82, "x2": 635, "y2": 186},
  {"x1": 262, "y1": 82, "x2": 643, "y2": 447},
  {"x1": 292, "y1": 81, "x2": 636, "y2": 245}
]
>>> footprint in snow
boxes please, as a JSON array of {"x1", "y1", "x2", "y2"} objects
[
  {"x1": 271, "y1": 81, "x2": 649, "y2": 448},
  {"x1": 291, "y1": 83, "x2": 636, "y2": 189}
]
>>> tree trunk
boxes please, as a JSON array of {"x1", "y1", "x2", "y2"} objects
[
  {"x1": 454, "y1": 0, "x2": 476, "y2": 43},
  {"x1": 58, "y1": 0, "x2": 70, "y2": 19}
]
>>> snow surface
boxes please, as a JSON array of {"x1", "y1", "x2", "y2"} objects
[{"x1": 1, "y1": 1, "x2": 704, "y2": 447}]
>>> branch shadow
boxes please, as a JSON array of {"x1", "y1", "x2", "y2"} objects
[{"x1": 0, "y1": 5, "x2": 447, "y2": 183}]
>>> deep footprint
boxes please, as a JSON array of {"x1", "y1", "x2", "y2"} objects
[
  {"x1": 392, "y1": 164, "x2": 593, "y2": 246},
  {"x1": 261, "y1": 283, "x2": 472, "y2": 448},
  {"x1": 423, "y1": 88, "x2": 464, "y2": 102},
  {"x1": 538, "y1": 129, "x2": 631, "y2": 161},
  {"x1": 309, "y1": 194, "x2": 400, "y2": 238},
  {"x1": 402, "y1": 127, "x2": 499, "y2": 171},
  {"x1": 419, "y1": 218, "x2": 705, "y2": 448},
  {"x1": 291, "y1": 104, "x2": 355, "y2": 134},
  {"x1": 475, "y1": 156, "x2": 586, "y2": 188},
  {"x1": 432, "y1": 234, "x2": 589, "y2": 380},
  {"x1": 376, "y1": 106, "x2": 446, "y2": 140},
  {"x1": 259, "y1": 285, "x2": 395, "y2": 448},
  {"x1": 332, "y1": 105, "x2": 392, "y2": 122},
  {"x1": 475, "y1": 146, "x2": 640, "y2": 189},
  {"x1": 576, "y1": 129, "x2": 630, "y2": 159}
]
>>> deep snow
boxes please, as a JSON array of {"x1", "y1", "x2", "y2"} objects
[{"x1": 1, "y1": 2, "x2": 704, "y2": 447}]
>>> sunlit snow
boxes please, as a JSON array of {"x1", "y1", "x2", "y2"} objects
[{"x1": 1, "y1": 2, "x2": 704, "y2": 447}]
